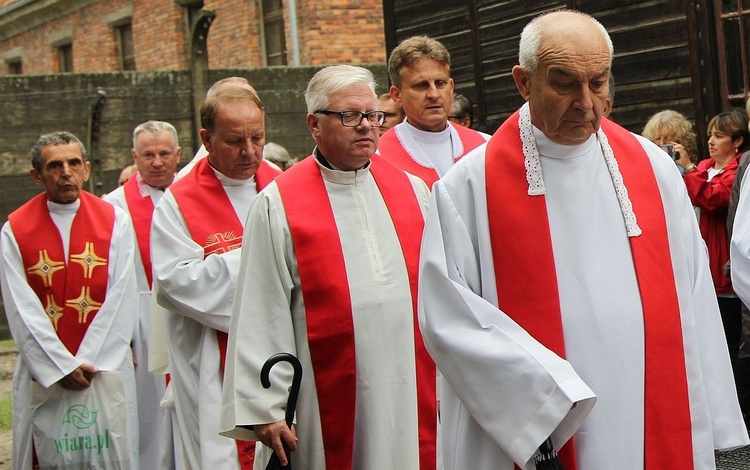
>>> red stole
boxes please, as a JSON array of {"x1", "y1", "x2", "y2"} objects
[
  {"x1": 9, "y1": 191, "x2": 114, "y2": 355},
  {"x1": 378, "y1": 122, "x2": 486, "y2": 188},
  {"x1": 485, "y1": 112, "x2": 693, "y2": 469},
  {"x1": 123, "y1": 175, "x2": 156, "y2": 287},
  {"x1": 169, "y1": 156, "x2": 280, "y2": 365},
  {"x1": 169, "y1": 157, "x2": 279, "y2": 469},
  {"x1": 275, "y1": 155, "x2": 436, "y2": 469}
]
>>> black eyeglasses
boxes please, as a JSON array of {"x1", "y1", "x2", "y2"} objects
[{"x1": 315, "y1": 110, "x2": 386, "y2": 127}]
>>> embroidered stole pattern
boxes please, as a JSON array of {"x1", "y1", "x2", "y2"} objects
[
  {"x1": 485, "y1": 113, "x2": 693, "y2": 469},
  {"x1": 276, "y1": 155, "x2": 436, "y2": 469},
  {"x1": 9, "y1": 191, "x2": 114, "y2": 355}
]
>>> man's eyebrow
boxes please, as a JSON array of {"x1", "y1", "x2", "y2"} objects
[{"x1": 548, "y1": 67, "x2": 610, "y2": 79}]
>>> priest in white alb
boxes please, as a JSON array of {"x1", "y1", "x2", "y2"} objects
[
  {"x1": 220, "y1": 65, "x2": 437, "y2": 469},
  {"x1": 1, "y1": 131, "x2": 139, "y2": 469},
  {"x1": 151, "y1": 87, "x2": 280, "y2": 470},
  {"x1": 418, "y1": 10, "x2": 749, "y2": 470},
  {"x1": 103, "y1": 120, "x2": 180, "y2": 468}
]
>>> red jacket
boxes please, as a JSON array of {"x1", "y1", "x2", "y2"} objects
[{"x1": 683, "y1": 154, "x2": 741, "y2": 294}]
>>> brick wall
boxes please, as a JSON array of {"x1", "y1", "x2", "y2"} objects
[
  {"x1": 0, "y1": 0, "x2": 387, "y2": 75},
  {"x1": 296, "y1": 0, "x2": 386, "y2": 65},
  {"x1": 205, "y1": 0, "x2": 264, "y2": 69},
  {"x1": 132, "y1": 0, "x2": 188, "y2": 70},
  {"x1": 0, "y1": 0, "x2": 135, "y2": 75}
]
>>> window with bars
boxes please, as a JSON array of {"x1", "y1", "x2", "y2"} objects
[
  {"x1": 715, "y1": 0, "x2": 750, "y2": 107},
  {"x1": 262, "y1": 0, "x2": 287, "y2": 66},
  {"x1": 57, "y1": 43, "x2": 73, "y2": 73},
  {"x1": 117, "y1": 23, "x2": 135, "y2": 71}
]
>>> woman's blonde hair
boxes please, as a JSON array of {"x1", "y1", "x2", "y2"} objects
[{"x1": 642, "y1": 110, "x2": 698, "y2": 160}]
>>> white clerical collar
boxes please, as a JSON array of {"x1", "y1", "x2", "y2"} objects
[
  {"x1": 518, "y1": 102, "x2": 641, "y2": 237},
  {"x1": 47, "y1": 198, "x2": 80, "y2": 215},
  {"x1": 532, "y1": 126, "x2": 599, "y2": 161},
  {"x1": 403, "y1": 119, "x2": 451, "y2": 145},
  {"x1": 393, "y1": 120, "x2": 464, "y2": 165},
  {"x1": 313, "y1": 150, "x2": 370, "y2": 185},
  {"x1": 210, "y1": 165, "x2": 256, "y2": 187}
]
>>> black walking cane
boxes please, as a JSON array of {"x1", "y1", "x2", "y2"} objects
[
  {"x1": 535, "y1": 437, "x2": 564, "y2": 470},
  {"x1": 261, "y1": 353, "x2": 303, "y2": 470}
]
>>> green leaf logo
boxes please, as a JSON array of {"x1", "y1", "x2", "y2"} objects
[{"x1": 62, "y1": 404, "x2": 98, "y2": 429}]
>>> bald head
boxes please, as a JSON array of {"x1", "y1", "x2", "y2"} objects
[
  {"x1": 206, "y1": 77, "x2": 258, "y2": 98},
  {"x1": 512, "y1": 10, "x2": 613, "y2": 146},
  {"x1": 519, "y1": 10, "x2": 613, "y2": 74}
]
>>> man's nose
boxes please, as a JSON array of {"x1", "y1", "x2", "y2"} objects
[
  {"x1": 239, "y1": 139, "x2": 257, "y2": 155},
  {"x1": 426, "y1": 83, "x2": 440, "y2": 98},
  {"x1": 572, "y1": 86, "x2": 594, "y2": 112}
]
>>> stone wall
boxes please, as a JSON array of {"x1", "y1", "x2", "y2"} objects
[{"x1": 0, "y1": 64, "x2": 388, "y2": 339}]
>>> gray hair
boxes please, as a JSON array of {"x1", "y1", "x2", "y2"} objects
[
  {"x1": 263, "y1": 142, "x2": 294, "y2": 170},
  {"x1": 31, "y1": 131, "x2": 87, "y2": 172},
  {"x1": 305, "y1": 65, "x2": 377, "y2": 114},
  {"x1": 451, "y1": 93, "x2": 473, "y2": 120},
  {"x1": 519, "y1": 10, "x2": 613, "y2": 73},
  {"x1": 132, "y1": 120, "x2": 179, "y2": 149}
]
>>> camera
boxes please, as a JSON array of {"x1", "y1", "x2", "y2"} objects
[{"x1": 660, "y1": 143, "x2": 677, "y2": 159}]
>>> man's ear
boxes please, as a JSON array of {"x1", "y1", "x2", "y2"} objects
[
  {"x1": 512, "y1": 66, "x2": 532, "y2": 101},
  {"x1": 390, "y1": 85, "x2": 402, "y2": 107},
  {"x1": 30, "y1": 168, "x2": 44, "y2": 187},
  {"x1": 131, "y1": 148, "x2": 138, "y2": 164},
  {"x1": 307, "y1": 113, "x2": 320, "y2": 137},
  {"x1": 83, "y1": 161, "x2": 91, "y2": 183},
  {"x1": 199, "y1": 129, "x2": 212, "y2": 153}
]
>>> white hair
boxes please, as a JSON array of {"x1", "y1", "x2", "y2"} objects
[
  {"x1": 305, "y1": 65, "x2": 377, "y2": 113},
  {"x1": 132, "y1": 120, "x2": 179, "y2": 149},
  {"x1": 518, "y1": 10, "x2": 613, "y2": 73}
]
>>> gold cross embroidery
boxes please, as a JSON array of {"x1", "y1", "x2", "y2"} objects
[
  {"x1": 65, "y1": 286, "x2": 102, "y2": 324},
  {"x1": 44, "y1": 294, "x2": 64, "y2": 330},
  {"x1": 204, "y1": 232, "x2": 242, "y2": 256},
  {"x1": 26, "y1": 250, "x2": 64, "y2": 287},
  {"x1": 70, "y1": 242, "x2": 107, "y2": 278}
]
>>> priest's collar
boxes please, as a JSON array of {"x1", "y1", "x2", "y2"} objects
[
  {"x1": 532, "y1": 126, "x2": 598, "y2": 161},
  {"x1": 313, "y1": 148, "x2": 370, "y2": 185},
  {"x1": 48, "y1": 197, "x2": 80, "y2": 215},
  {"x1": 313, "y1": 147, "x2": 371, "y2": 172},
  {"x1": 207, "y1": 160, "x2": 256, "y2": 187},
  {"x1": 518, "y1": 102, "x2": 641, "y2": 237},
  {"x1": 403, "y1": 119, "x2": 451, "y2": 144}
]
